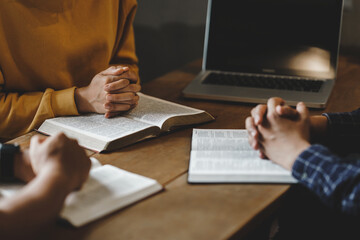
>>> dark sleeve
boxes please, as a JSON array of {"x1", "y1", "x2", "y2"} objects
[
  {"x1": 292, "y1": 144, "x2": 360, "y2": 215},
  {"x1": 322, "y1": 108, "x2": 360, "y2": 154},
  {"x1": 0, "y1": 144, "x2": 2, "y2": 179}
]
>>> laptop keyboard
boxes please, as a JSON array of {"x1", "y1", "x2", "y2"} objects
[{"x1": 202, "y1": 73, "x2": 324, "y2": 92}]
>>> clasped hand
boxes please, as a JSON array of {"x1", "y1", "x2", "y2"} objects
[
  {"x1": 14, "y1": 133, "x2": 91, "y2": 192},
  {"x1": 245, "y1": 97, "x2": 311, "y2": 170},
  {"x1": 75, "y1": 66, "x2": 141, "y2": 118}
]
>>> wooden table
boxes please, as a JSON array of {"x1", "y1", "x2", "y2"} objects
[{"x1": 8, "y1": 55, "x2": 360, "y2": 239}]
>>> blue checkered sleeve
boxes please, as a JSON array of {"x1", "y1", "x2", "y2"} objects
[{"x1": 293, "y1": 144, "x2": 360, "y2": 215}]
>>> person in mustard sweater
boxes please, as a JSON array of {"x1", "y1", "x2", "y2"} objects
[{"x1": 0, "y1": 0, "x2": 141, "y2": 140}]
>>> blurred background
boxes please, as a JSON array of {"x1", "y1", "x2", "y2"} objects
[{"x1": 133, "y1": 0, "x2": 360, "y2": 83}]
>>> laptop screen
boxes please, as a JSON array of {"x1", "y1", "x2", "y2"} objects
[{"x1": 205, "y1": 0, "x2": 343, "y2": 79}]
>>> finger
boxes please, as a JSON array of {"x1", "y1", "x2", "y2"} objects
[
  {"x1": 113, "y1": 99, "x2": 139, "y2": 105},
  {"x1": 104, "y1": 79, "x2": 130, "y2": 92},
  {"x1": 245, "y1": 116, "x2": 257, "y2": 137},
  {"x1": 30, "y1": 135, "x2": 50, "y2": 157},
  {"x1": 106, "y1": 83, "x2": 141, "y2": 93},
  {"x1": 246, "y1": 117, "x2": 258, "y2": 149},
  {"x1": 267, "y1": 97, "x2": 285, "y2": 120},
  {"x1": 267, "y1": 97, "x2": 285, "y2": 114},
  {"x1": 106, "y1": 92, "x2": 139, "y2": 104},
  {"x1": 246, "y1": 117, "x2": 264, "y2": 150},
  {"x1": 296, "y1": 102, "x2": 309, "y2": 120},
  {"x1": 45, "y1": 132, "x2": 69, "y2": 148},
  {"x1": 107, "y1": 100, "x2": 139, "y2": 106},
  {"x1": 69, "y1": 137, "x2": 80, "y2": 146},
  {"x1": 276, "y1": 105, "x2": 299, "y2": 119},
  {"x1": 103, "y1": 75, "x2": 130, "y2": 85},
  {"x1": 104, "y1": 103, "x2": 132, "y2": 112},
  {"x1": 30, "y1": 135, "x2": 46, "y2": 146},
  {"x1": 101, "y1": 66, "x2": 129, "y2": 76},
  {"x1": 257, "y1": 143, "x2": 269, "y2": 159},
  {"x1": 105, "y1": 111, "x2": 128, "y2": 118},
  {"x1": 105, "y1": 112, "x2": 118, "y2": 118},
  {"x1": 247, "y1": 134, "x2": 259, "y2": 150},
  {"x1": 53, "y1": 132, "x2": 68, "y2": 141},
  {"x1": 116, "y1": 71, "x2": 138, "y2": 83},
  {"x1": 251, "y1": 104, "x2": 267, "y2": 125},
  {"x1": 259, "y1": 151, "x2": 268, "y2": 159},
  {"x1": 104, "y1": 102, "x2": 139, "y2": 117},
  {"x1": 254, "y1": 129, "x2": 268, "y2": 159},
  {"x1": 127, "y1": 102, "x2": 138, "y2": 110}
]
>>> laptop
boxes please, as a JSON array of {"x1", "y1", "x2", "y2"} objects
[{"x1": 183, "y1": 0, "x2": 344, "y2": 108}]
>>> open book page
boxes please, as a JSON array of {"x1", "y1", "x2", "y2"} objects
[
  {"x1": 125, "y1": 93, "x2": 207, "y2": 129},
  {"x1": 188, "y1": 129, "x2": 297, "y2": 183},
  {"x1": 38, "y1": 114, "x2": 156, "y2": 151},
  {"x1": 61, "y1": 162, "x2": 163, "y2": 227},
  {"x1": 41, "y1": 114, "x2": 154, "y2": 141},
  {"x1": 0, "y1": 158, "x2": 163, "y2": 227}
]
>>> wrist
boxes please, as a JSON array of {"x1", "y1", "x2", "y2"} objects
[
  {"x1": 74, "y1": 87, "x2": 93, "y2": 113},
  {"x1": 0, "y1": 144, "x2": 20, "y2": 181},
  {"x1": 286, "y1": 140, "x2": 310, "y2": 170},
  {"x1": 31, "y1": 169, "x2": 73, "y2": 207}
]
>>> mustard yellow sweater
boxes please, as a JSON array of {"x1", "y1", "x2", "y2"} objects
[{"x1": 0, "y1": 0, "x2": 139, "y2": 140}]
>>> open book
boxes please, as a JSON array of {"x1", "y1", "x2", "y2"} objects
[
  {"x1": 0, "y1": 158, "x2": 163, "y2": 227},
  {"x1": 188, "y1": 129, "x2": 297, "y2": 183},
  {"x1": 38, "y1": 93, "x2": 214, "y2": 152}
]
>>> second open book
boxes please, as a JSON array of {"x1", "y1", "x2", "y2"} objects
[
  {"x1": 188, "y1": 129, "x2": 297, "y2": 183},
  {"x1": 0, "y1": 158, "x2": 163, "y2": 227},
  {"x1": 38, "y1": 93, "x2": 214, "y2": 152}
]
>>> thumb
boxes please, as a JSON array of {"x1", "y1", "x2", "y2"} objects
[
  {"x1": 296, "y1": 102, "x2": 309, "y2": 120},
  {"x1": 101, "y1": 66, "x2": 129, "y2": 75},
  {"x1": 29, "y1": 135, "x2": 44, "y2": 159},
  {"x1": 30, "y1": 135, "x2": 46, "y2": 147}
]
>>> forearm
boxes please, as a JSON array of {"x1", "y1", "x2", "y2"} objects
[
  {"x1": 321, "y1": 109, "x2": 360, "y2": 153},
  {"x1": 74, "y1": 86, "x2": 94, "y2": 113},
  {"x1": 0, "y1": 88, "x2": 79, "y2": 139},
  {"x1": 0, "y1": 171, "x2": 71, "y2": 239},
  {"x1": 323, "y1": 108, "x2": 360, "y2": 137},
  {"x1": 292, "y1": 144, "x2": 360, "y2": 215}
]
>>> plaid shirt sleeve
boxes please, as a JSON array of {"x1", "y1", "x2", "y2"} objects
[
  {"x1": 293, "y1": 144, "x2": 360, "y2": 215},
  {"x1": 292, "y1": 109, "x2": 360, "y2": 215}
]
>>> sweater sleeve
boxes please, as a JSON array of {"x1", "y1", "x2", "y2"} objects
[
  {"x1": 0, "y1": 71, "x2": 79, "y2": 139},
  {"x1": 292, "y1": 144, "x2": 360, "y2": 215},
  {"x1": 110, "y1": 0, "x2": 139, "y2": 82}
]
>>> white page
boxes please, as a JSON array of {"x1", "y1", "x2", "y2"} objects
[
  {"x1": 188, "y1": 129, "x2": 297, "y2": 183},
  {"x1": 0, "y1": 158, "x2": 162, "y2": 227},
  {"x1": 43, "y1": 114, "x2": 154, "y2": 141},
  {"x1": 125, "y1": 93, "x2": 204, "y2": 128},
  {"x1": 61, "y1": 164, "x2": 162, "y2": 227},
  {"x1": 39, "y1": 114, "x2": 156, "y2": 151},
  {"x1": 190, "y1": 151, "x2": 288, "y2": 174}
]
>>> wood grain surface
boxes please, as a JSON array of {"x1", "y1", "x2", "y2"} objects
[{"x1": 8, "y1": 55, "x2": 360, "y2": 240}]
